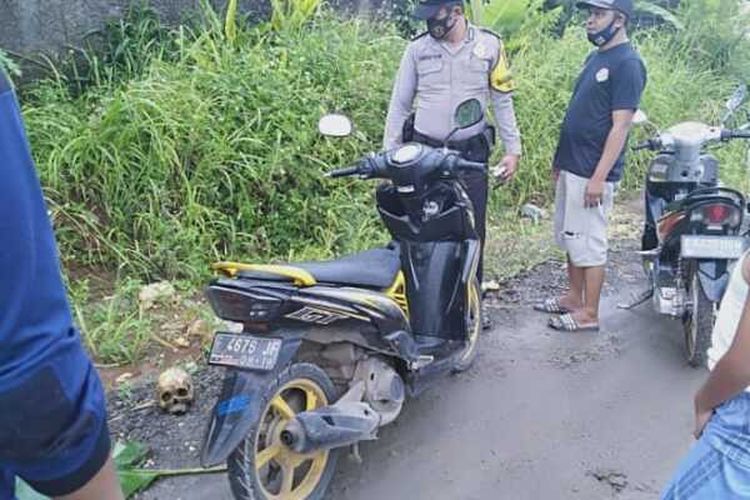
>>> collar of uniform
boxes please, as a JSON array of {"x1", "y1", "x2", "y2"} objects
[
  {"x1": 466, "y1": 22, "x2": 476, "y2": 43},
  {"x1": 455, "y1": 21, "x2": 475, "y2": 45},
  {"x1": 430, "y1": 21, "x2": 475, "y2": 50}
]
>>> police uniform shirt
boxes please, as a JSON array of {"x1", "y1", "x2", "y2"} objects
[{"x1": 384, "y1": 23, "x2": 522, "y2": 156}]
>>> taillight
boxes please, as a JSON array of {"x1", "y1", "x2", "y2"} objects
[
  {"x1": 206, "y1": 286, "x2": 283, "y2": 322},
  {"x1": 690, "y1": 203, "x2": 741, "y2": 227},
  {"x1": 705, "y1": 204, "x2": 730, "y2": 223}
]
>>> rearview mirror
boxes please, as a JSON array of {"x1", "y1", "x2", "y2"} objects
[
  {"x1": 318, "y1": 114, "x2": 353, "y2": 137},
  {"x1": 726, "y1": 84, "x2": 747, "y2": 114},
  {"x1": 454, "y1": 99, "x2": 483, "y2": 129}
]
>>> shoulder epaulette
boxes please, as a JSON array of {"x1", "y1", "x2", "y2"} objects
[
  {"x1": 478, "y1": 27, "x2": 502, "y2": 40},
  {"x1": 411, "y1": 31, "x2": 429, "y2": 41}
]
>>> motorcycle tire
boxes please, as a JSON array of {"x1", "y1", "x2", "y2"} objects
[
  {"x1": 682, "y1": 271, "x2": 715, "y2": 369},
  {"x1": 227, "y1": 363, "x2": 340, "y2": 500},
  {"x1": 452, "y1": 278, "x2": 481, "y2": 373}
]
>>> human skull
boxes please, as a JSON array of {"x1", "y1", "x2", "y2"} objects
[{"x1": 157, "y1": 367, "x2": 194, "y2": 414}]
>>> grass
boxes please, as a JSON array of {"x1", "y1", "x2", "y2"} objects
[
  {"x1": 25, "y1": 12, "x2": 404, "y2": 283},
  {"x1": 484, "y1": 210, "x2": 563, "y2": 283},
  {"x1": 72, "y1": 279, "x2": 154, "y2": 365}
]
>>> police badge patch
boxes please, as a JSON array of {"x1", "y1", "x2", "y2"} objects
[
  {"x1": 473, "y1": 42, "x2": 489, "y2": 59},
  {"x1": 595, "y1": 67, "x2": 610, "y2": 83}
]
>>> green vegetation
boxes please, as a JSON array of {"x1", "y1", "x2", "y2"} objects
[
  {"x1": 24, "y1": 9, "x2": 403, "y2": 282},
  {"x1": 7, "y1": 0, "x2": 749, "y2": 363}
]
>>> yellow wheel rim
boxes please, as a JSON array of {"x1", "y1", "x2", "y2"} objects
[
  {"x1": 254, "y1": 379, "x2": 329, "y2": 499},
  {"x1": 458, "y1": 282, "x2": 481, "y2": 364}
]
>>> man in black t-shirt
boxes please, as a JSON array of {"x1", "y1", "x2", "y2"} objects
[{"x1": 535, "y1": 0, "x2": 647, "y2": 332}]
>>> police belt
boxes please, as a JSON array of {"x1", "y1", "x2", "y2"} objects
[{"x1": 412, "y1": 128, "x2": 492, "y2": 165}]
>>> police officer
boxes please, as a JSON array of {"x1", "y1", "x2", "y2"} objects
[{"x1": 384, "y1": 0, "x2": 522, "y2": 329}]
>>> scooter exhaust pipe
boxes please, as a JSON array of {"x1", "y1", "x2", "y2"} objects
[{"x1": 281, "y1": 401, "x2": 380, "y2": 454}]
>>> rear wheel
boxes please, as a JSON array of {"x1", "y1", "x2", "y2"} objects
[
  {"x1": 452, "y1": 278, "x2": 481, "y2": 373},
  {"x1": 227, "y1": 363, "x2": 340, "y2": 500},
  {"x1": 682, "y1": 271, "x2": 715, "y2": 368}
]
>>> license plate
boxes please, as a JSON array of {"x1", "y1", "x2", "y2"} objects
[
  {"x1": 681, "y1": 235, "x2": 747, "y2": 259},
  {"x1": 209, "y1": 333, "x2": 282, "y2": 370}
]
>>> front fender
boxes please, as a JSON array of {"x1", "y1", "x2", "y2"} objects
[
  {"x1": 200, "y1": 338, "x2": 302, "y2": 467},
  {"x1": 696, "y1": 260, "x2": 730, "y2": 303}
]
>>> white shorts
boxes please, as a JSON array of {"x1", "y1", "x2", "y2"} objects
[{"x1": 553, "y1": 170, "x2": 615, "y2": 267}]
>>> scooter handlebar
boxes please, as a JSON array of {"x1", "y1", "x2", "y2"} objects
[
  {"x1": 729, "y1": 129, "x2": 750, "y2": 139},
  {"x1": 327, "y1": 165, "x2": 361, "y2": 178},
  {"x1": 455, "y1": 158, "x2": 488, "y2": 173},
  {"x1": 633, "y1": 139, "x2": 659, "y2": 151}
]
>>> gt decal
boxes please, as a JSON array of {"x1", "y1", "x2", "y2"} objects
[{"x1": 285, "y1": 306, "x2": 348, "y2": 325}]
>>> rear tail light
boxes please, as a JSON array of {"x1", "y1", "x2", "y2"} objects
[
  {"x1": 705, "y1": 204, "x2": 730, "y2": 223},
  {"x1": 206, "y1": 286, "x2": 283, "y2": 323},
  {"x1": 690, "y1": 203, "x2": 741, "y2": 227}
]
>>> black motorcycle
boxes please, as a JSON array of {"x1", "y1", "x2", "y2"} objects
[
  {"x1": 622, "y1": 85, "x2": 750, "y2": 367},
  {"x1": 199, "y1": 100, "x2": 487, "y2": 499}
]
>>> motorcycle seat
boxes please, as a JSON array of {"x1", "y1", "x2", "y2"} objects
[
  {"x1": 233, "y1": 247, "x2": 402, "y2": 289},
  {"x1": 295, "y1": 247, "x2": 401, "y2": 289}
]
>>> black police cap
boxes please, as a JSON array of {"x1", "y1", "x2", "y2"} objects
[{"x1": 413, "y1": 0, "x2": 463, "y2": 20}]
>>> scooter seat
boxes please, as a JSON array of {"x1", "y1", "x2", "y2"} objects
[{"x1": 295, "y1": 247, "x2": 401, "y2": 289}]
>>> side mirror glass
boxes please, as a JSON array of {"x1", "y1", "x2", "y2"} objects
[
  {"x1": 318, "y1": 114, "x2": 353, "y2": 137},
  {"x1": 726, "y1": 84, "x2": 747, "y2": 113},
  {"x1": 454, "y1": 99, "x2": 483, "y2": 129}
]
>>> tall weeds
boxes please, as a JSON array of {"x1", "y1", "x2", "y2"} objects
[{"x1": 24, "y1": 9, "x2": 403, "y2": 280}]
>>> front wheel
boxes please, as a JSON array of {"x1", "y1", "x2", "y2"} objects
[
  {"x1": 227, "y1": 363, "x2": 340, "y2": 500},
  {"x1": 452, "y1": 278, "x2": 481, "y2": 373},
  {"x1": 682, "y1": 271, "x2": 716, "y2": 368}
]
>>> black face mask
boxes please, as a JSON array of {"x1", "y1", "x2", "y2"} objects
[
  {"x1": 427, "y1": 14, "x2": 456, "y2": 39},
  {"x1": 587, "y1": 17, "x2": 620, "y2": 47}
]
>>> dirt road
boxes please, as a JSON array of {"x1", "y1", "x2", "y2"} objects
[{"x1": 118, "y1": 236, "x2": 706, "y2": 499}]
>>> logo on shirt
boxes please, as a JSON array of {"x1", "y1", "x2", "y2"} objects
[
  {"x1": 595, "y1": 67, "x2": 609, "y2": 83},
  {"x1": 473, "y1": 42, "x2": 489, "y2": 59}
]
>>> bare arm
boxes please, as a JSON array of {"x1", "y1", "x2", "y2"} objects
[
  {"x1": 695, "y1": 257, "x2": 750, "y2": 412},
  {"x1": 383, "y1": 46, "x2": 417, "y2": 151},
  {"x1": 584, "y1": 109, "x2": 633, "y2": 207},
  {"x1": 592, "y1": 109, "x2": 633, "y2": 182}
]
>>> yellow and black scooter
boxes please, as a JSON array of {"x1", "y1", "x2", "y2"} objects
[{"x1": 201, "y1": 100, "x2": 486, "y2": 500}]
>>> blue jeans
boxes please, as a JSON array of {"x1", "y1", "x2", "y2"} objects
[{"x1": 662, "y1": 392, "x2": 750, "y2": 498}]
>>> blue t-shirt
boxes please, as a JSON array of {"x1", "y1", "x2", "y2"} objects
[
  {"x1": 553, "y1": 42, "x2": 647, "y2": 182},
  {"x1": 0, "y1": 72, "x2": 84, "y2": 389}
]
